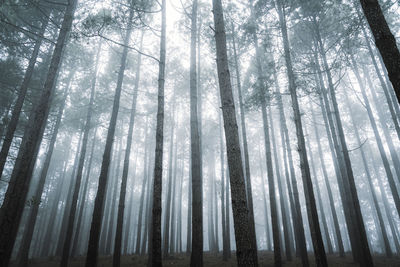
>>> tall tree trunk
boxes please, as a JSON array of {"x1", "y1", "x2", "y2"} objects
[
  {"x1": 272, "y1": 63, "x2": 308, "y2": 264},
  {"x1": 275, "y1": 1, "x2": 327, "y2": 265},
  {"x1": 85, "y1": 6, "x2": 133, "y2": 266},
  {"x1": 350, "y1": 56, "x2": 400, "y2": 217},
  {"x1": 212, "y1": 0, "x2": 258, "y2": 265},
  {"x1": 344, "y1": 93, "x2": 393, "y2": 257},
  {"x1": 0, "y1": 17, "x2": 48, "y2": 180},
  {"x1": 149, "y1": 0, "x2": 166, "y2": 264},
  {"x1": 358, "y1": 0, "x2": 400, "y2": 104},
  {"x1": 163, "y1": 101, "x2": 176, "y2": 257},
  {"x1": 231, "y1": 21, "x2": 257, "y2": 256},
  {"x1": 303, "y1": 120, "x2": 334, "y2": 254},
  {"x1": 189, "y1": 0, "x2": 203, "y2": 265},
  {"x1": 0, "y1": 0, "x2": 77, "y2": 264},
  {"x1": 60, "y1": 40, "x2": 101, "y2": 267},
  {"x1": 71, "y1": 128, "x2": 97, "y2": 257},
  {"x1": 17, "y1": 75, "x2": 71, "y2": 267},
  {"x1": 268, "y1": 104, "x2": 293, "y2": 261},
  {"x1": 113, "y1": 32, "x2": 143, "y2": 266},
  {"x1": 310, "y1": 102, "x2": 345, "y2": 257}
]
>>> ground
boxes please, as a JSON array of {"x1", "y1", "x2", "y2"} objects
[{"x1": 11, "y1": 251, "x2": 400, "y2": 266}]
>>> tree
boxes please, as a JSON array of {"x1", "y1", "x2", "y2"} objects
[
  {"x1": 85, "y1": 5, "x2": 134, "y2": 266},
  {"x1": 358, "y1": 0, "x2": 400, "y2": 104},
  {"x1": 0, "y1": 0, "x2": 78, "y2": 264},
  {"x1": 212, "y1": 0, "x2": 258, "y2": 265},
  {"x1": 149, "y1": 0, "x2": 166, "y2": 265}
]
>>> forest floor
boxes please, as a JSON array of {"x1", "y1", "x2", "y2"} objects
[{"x1": 13, "y1": 251, "x2": 400, "y2": 266}]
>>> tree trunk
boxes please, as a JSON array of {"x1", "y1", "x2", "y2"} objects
[
  {"x1": 268, "y1": 104, "x2": 293, "y2": 261},
  {"x1": 17, "y1": 74, "x2": 71, "y2": 267},
  {"x1": 0, "y1": 17, "x2": 48, "y2": 180},
  {"x1": 275, "y1": 1, "x2": 327, "y2": 265},
  {"x1": 189, "y1": 0, "x2": 203, "y2": 265},
  {"x1": 358, "y1": 0, "x2": 400, "y2": 104},
  {"x1": 85, "y1": 6, "x2": 133, "y2": 266},
  {"x1": 219, "y1": 111, "x2": 228, "y2": 260},
  {"x1": 149, "y1": 0, "x2": 166, "y2": 264},
  {"x1": 344, "y1": 93, "x2": 393, "y2": 257},
  {"x1": 113, "y1": 32, "x2": 143, "y2": 266},
  {"x1": 0, "y1": 1, "x2": 77, "y2": 263},
  {"x1": 310, "y1": 102, "x2": 345, "y2": 257},
  {"x1": 212, "y1": 0, "x2": 258, "y2": 265},
  {"x1": 60, "y1": 40, "x2": 101, "y2": 267}
]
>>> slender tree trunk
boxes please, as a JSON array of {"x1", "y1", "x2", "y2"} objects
[
  {"x1": 344, "y1": 93, "x2": 393, "y2": 257},
  {"x1": 0, "y1": 17, "x2": 49, "y2": 180},
  {"x1": 212, "y1": 0, "x2": 258, "y2": 264},
  {"x1": 231, "y1": 21, "x2": 257, "y2": 256},
  {"x1": 276, "y1": 1, "x2": 327, "y2": 265},
  {"x1": 358, "y1": 0, "x2": 400, "y2": 104},
  {"x1": 0, "y1": 1, "x2": 77, "y2": 263},
  {"x1": 163, "y1": 102, "x2": 176, "y2": 257},
  {"x1": 220, "y1": 111, "x2": 228, "y2": 260},
  {"x1": 170, "y1": 142, "x2": 178, "y2": 255},
  {"x1": 310, "y1": 102, "x2": 345, "y2": 257},
  {"x1": 149, "y1": 0, "x2": 166, "y2": 265},
  {"x1": 303, "y1": 121, "x2": 333, "y2": 254},
  {"x1": 268, "y1": 104, "x2": 293, "y2": 261},
  {"x1": 113, "y1": 32, "x2": 143, "y2": 266},
  {"x1": 85, "y1": 6, "x2": 133, "y2": 266},
  {"x1": 350, "y1": 60, "x2": 400, "y2": 217},
  {"x1": 17, "y1": 76, "x2": 71, "y2": 267},
  {"x1": 60, "y1": 40, "x2": 101, "y2": 267},
  {"x1": 189, "y1": 0, "x2": 203, "y2": 265},
  {"x1": 272, "y1": 63, "x2": 308, "y2": 264},
  {"x1": 71, "y1": 128, "x2": 97, "y2": 257},
  {"x1": 225, "y1": 165, "x2": 231, "y2": 258}
]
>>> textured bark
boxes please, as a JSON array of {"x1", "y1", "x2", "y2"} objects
[
  {"x1": 113, "y1": 33, "x2": 143, "y2": 266},
  {"x1": 0, "y1": 17, "x2": 48, "y2": 180},
  {"x1": 149, "y1": 0, "x2": 166, "y2": 265},
  {"x1": 0, "y1": 0, "x2": 77, "y2": 264},
  {"x1": 85, "y1": 7, "x2": 133, "y2": 266},
  {"x1": 344, "y1": 93, "x2": 392, "y2": 257},
  {"x1": 275, "y1": 1, "x2": 327, "y2": 265},
  {"x1": 189, "y1": 0, "x2": 203, "y2": 265},
  {"x1": 17, "y1": 75, "x2": 71, "y2": 267},
  {"x1": 212, "y1": 0, "x2": 258, "y2": 265},
  {"x1": 359, "y1": 0, "x2": 400, "y2": 104},
  {"x1": 60, "y1": 40, "x2": 101, "y2": 267},
  {"x1": 231, "y1": 21, "x2": 257, "y2": 256}
]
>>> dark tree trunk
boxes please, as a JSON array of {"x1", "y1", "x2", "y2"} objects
[
  {"x1": 212, "y1": 0, "x2": 258, "y2": 265},
  {"x1": 149, "y1": 0, "x2": 166, "y2": 265},
  {"x1": 359, "y1": 0, "x2": 400, "y2": 104},
  {"x1": 85, "y1": 7, "x2": 133, "y2": 266},
  {"x1": 60, "y1": 40, "x2": 101, "y2": 267},
  {"x1": 189, "y1": 0, "x2": 203, "y2": 265},
  {"x1": 0, "y1": 1, "x2": 77, "y2": 264},
  {"x1": 0, "y1": 17, "x2": 48, "y2": 180},
  {"x1": 17, "y1": 75, "x2": 71, "y2": 267},
  {"x1": 275, "y1": 1, "x2": 327, "y2": 265},
  {"x1": 113, "y1": 32, "x2": 143, "y2": 267}
]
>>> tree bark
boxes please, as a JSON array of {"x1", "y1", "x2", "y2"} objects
[
  {"x1": 149, "y1": 0, "x2": 166, "y2": 265},
  {"x1": 359, "y1": 0, "x2": 400, "y2": 104},
  {"x1": 212, "y1": 0, "x2": 258, "y2": 265}
]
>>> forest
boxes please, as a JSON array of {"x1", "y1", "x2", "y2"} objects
[{"x1": 1, "y1": 0, "x2": 400, "y2": 266}]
